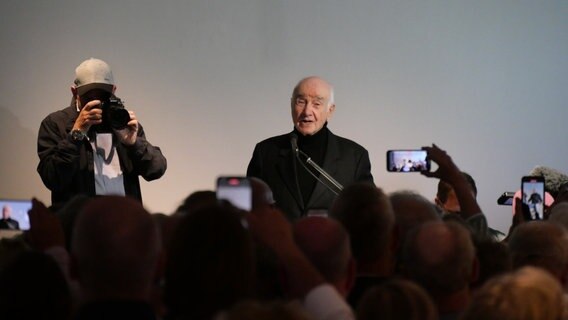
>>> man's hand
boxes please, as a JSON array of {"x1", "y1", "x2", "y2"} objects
[
  {"x1": 72, "y1": 100, "x2": 103, "y2": 133},
  {"x1": 422, "y1": 143, "x2": 482, "y2": 218},
  {"x1": 114, "y1": 110, "x2": 139, "y2": 146},
  {"x1": 421, "y1": 144, "x2": 462, "y2": 185}
]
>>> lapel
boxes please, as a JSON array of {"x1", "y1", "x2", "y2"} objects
[
  {"x1": 306, "y1": 130, "x2": 341, "y2": 208},
  {"x1": 276, "y1": 137, "x2": 304, "y2": 212}
]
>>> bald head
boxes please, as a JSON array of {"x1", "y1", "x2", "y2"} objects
[
  {"x1": 291, "y1": 76, "x2": 336, "y2": 136},
  {"x1": 72, "y1": 196, "x2": 161, "y2": 300}
]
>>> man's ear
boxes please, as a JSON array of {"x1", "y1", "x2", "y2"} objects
[
  {"x1": 112, "y1": 85, "x2": 117, "y2": 94},
  {"x1": 327, "y1": 104, "x2": 336, "y2": 118}
]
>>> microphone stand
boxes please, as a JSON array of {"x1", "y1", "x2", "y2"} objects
[{"x1": 293, "y1": 147, "x2": 344, "y2": 196}]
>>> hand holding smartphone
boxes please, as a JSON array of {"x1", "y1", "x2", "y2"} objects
[
  {"x1": 216, "y1": 176, "x2": 252, "y2": 211},
  {"x1": 386, "y1": 150, "x2": 431, "y2": 172}
]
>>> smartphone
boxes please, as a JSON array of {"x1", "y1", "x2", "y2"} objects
[
  {"x1": 0, "y1": 199, "x2": 32, "y2": 231},
  {"x1": 216, "y1": 176, "x2": 252, "y2": 211},
  {"x1": 386, "y1": 150, "x2": 430, "y2": 172},
  {"x1": 497, "y1": 191, "x2": 515, "y2": 206},
  {"x1": 521, "y1": 176, "x2": 545, "y2": 220}
]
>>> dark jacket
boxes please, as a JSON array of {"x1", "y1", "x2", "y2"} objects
[
  {"x1": 247, "y1": 129, "x2": 373, "y2": 220},
  {"x1": 37, "y1": 104, "x2": 167, "y2": 206}
]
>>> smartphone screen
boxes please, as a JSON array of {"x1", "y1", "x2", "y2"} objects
[
  {"x1": 0, "y1": 199, "x2": 31, "y2": 231},
  {"x1": 521, "y1": 176, "x2": 545, "y2": 220},
  {"x1": 216, "y1": 177, "x2": 252, "y2": 211},
  {"x1": 386, "y1": 150, "x2": 430, "y2": 172}
]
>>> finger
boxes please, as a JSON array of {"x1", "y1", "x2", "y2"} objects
[
  {"x1": 83, "y1": 100, "x2": 102, "y2": 111},
  {"x1": 421, "y1": 171, "x2": 439, "y2": 179}
]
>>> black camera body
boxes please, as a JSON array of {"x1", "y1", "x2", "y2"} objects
[{"x1": 99, "y1": 97, "x2": 130, "y2": 130}]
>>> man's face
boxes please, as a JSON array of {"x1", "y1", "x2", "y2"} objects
[
  {"x1": 2, "y1": 206, "x2": 11, "y2": 219},
  {"x1": 291, "y1": 78, "x2": 335, "y2": 136},
  {"x1": 440, "y1": 189, "x2": 461, "y2": 213}
]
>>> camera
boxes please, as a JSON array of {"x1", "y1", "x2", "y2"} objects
[{"x1": 99, "y1": 97, "x2": 130, "y2": 130}]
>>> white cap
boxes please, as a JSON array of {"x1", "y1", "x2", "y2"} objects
[{"x1": 74, "y1": 58, "x2": 115, "y2": 96}]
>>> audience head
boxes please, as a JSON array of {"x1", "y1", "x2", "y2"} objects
[
  {"x1": 0, "y1": 250, "x2": 71, "y2": 320},
  {"x1": 462, "y1": 266, "x2": 566, "y2": 320},
  {"x1": 54, "y1": 194, "x2": 90, "y2": 251},
  {"x1": 389, "y1": 190, "x2": 440, "y2": 244},
  {"x1": 470, "y1": 237, "x2": 512, "y2": 290},
  {"x1": 548, "y1": 202, "x2": 568, "y2": 230},
  {"x1": 507, "y1": 221, "x2": 568, "y2": 286},
  {"x1": 356, "y1": 278, "x2": 438, "y2": 320},
  {"x1": 164, "y1": 203, "x2": 255, "y2": 320},
  {"x1": 250, "y1": 177, "x2": 275, "y2": 210},
  {"x1": 330, "y1": 182, "x2": 396, "y2": 274},
  {"x1": 71, "y1": 195, "x2": 162, "y2": 301},
  {"x1": 293, "y1": 216, "x2": 355, "y2": 297},
  {"x1": 175, "y1": 190, "x2": 217, "y2": 215},
  {"x1": 402, "y1": 221, "x2": 476, "y2": 297}
]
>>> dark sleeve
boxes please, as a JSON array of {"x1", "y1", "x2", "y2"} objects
[
  {"x1": 126, "y1": 124, "x2": 167, "y2": 181},
  {"x1": 355, "y1": 148, "x2": 374, "y2": 185},
  {"x1": 246, "y1": 143, "x2": 262, "y2": 178},
  {"x1": 36, "y1": 116, "x2": 82, "y2": 192}
]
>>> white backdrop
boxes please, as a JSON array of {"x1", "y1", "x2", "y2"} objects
[{"x1": 1, "y1": 0, "x2": 566, "y2": 233}]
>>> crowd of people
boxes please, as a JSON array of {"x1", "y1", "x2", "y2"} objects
[
  {"x1": 2, "y1": 142, "x2": 568, "y2": 320},
  {"x1": 2, "y1": 59, "x2": 567, "y2": 319}
]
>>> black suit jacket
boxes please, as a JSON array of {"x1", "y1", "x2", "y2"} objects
[{"x1": 247, "y1": 130, "x2": 374, "y2": 220}]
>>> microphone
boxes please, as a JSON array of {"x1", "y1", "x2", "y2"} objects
[{"x1": 290, "y1": 133, "x2": 299, "y2": 155}]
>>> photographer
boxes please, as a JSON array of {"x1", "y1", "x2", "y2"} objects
[{"x1": 37, "y1": 58, "x2": 167, "y2": 206}]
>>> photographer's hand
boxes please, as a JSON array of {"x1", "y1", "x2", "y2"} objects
[
  {"x1": 115, "y1": 110, "x2": 139, "y2": 146},
  {"x1": 72, "y1": 100, "x2": 103, "y2": 133}
]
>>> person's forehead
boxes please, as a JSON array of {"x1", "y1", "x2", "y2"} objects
[{"x1": 296, "y1": 85, "x2": 330, "y2": 101}]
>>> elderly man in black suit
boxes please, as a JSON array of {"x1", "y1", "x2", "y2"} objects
[{"x1": 247, "y1": 76, "x2": 373, "y2": 220}]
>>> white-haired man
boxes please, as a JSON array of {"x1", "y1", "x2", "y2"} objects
[{"x1": 247, "y1": 76, "x2": 373, "y2": 220}]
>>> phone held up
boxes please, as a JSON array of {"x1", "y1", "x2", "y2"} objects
[
  {"x1": 0, "y1": 199, "x2": 32, "y2": 231},
  {"x1": 521, "y1": 176, "x2": 545, "y2": 221},
  {"x1": 386, "y1": 149, "x2": 430, "y2": 173},
  {"x1": 216, "y1": 176, "x2": 252, "y2": 212}
]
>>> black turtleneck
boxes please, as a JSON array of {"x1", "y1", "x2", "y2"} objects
[{"x1": 293, "y1": 123, "x2": 329, "y2": 209}]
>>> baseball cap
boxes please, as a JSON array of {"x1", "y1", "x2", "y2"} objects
[{"x1": 74, "y1": 58, "x2": 115, "y2": 96}]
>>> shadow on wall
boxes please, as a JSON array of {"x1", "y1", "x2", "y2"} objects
[{"x1": 0, "y1": 106, "x2": 50, "y2": 202}]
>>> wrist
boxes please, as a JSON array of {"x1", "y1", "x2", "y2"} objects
[{"x1": 70, "y1": 129, "x2": 87, "y2": 142}]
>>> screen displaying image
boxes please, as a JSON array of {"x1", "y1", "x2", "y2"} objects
[
  {"x1": 522, "y1": 179, "x2": 545, "y2": 220},
  {"x1": 0, "y1": 199, "x2": 31, "y2": 230},
  {"x1": 387, "y1": 150, "x2": 430, "y2": 172}
]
